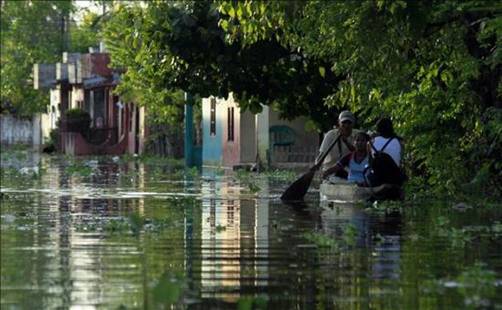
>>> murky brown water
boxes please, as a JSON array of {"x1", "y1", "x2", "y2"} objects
[{"x1": 1, "y1": 153, "x2": 501, "y2": 309}]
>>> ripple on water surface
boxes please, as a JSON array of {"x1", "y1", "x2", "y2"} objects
[{"x1": 1, "y1": 157, "x2": 501, "y2": 308}]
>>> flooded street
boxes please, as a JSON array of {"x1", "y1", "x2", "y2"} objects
[{"x1": 1, "y1": 152, "x2": 501, "y2": 309}]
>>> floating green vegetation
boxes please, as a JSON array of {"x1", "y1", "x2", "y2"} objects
[
  {"x1": 119, "y1": 153, "x2": 185, "y2": 168},
  {"x1": 2, "y1": 143, "x2": 32, "y2": 152},
  {"x1": 403, "y1": 177, "x2": 501, "y2": 207},
  {"x1": 75, "y1": 213, "x2": 182, "y2": 235},
  {"x1": 65, "y1": 162, "x2": 93, "y2": 177},
  {"x1": 247, "y1": 182, "x2": 261, "y2": 193},
  {"x1": 186, "y1": 166, "x2": 200, "y2": 177},
  {"x1": 303, "y1": 231, "x2": 339, "y2": 249},
  {"x1": 262, "y1": 169, "x2": 297, "y2": 181},
  {"x1": 428, "y1": 216, "x2": 502, "y2": 248},
  {"x1": 165, "y1": 196, "x2": 199, "y2": 208},
  {"x1": 237, "y1": 295, "x2": 268, "y2": 310},
  {"x1": 0, "y1": 164, "x2": 45, "y2": 182},
  {"x1": 214, "y1": 166, "x2": 226, "y2": 176},
  {"x1": 234, "y1": 169, "x2": 261, "y2": 193},
  {"x1": 152, "y1": 272, "x2": 186, "y2": 307},
  {"x1": 234, "y1": 169, "x2": 249, "y2": 179},
  {"x1": 0, "y1": 145, "x2": 31, "y2": 163},
  {"x1": 303, "y1": 223, "x2": 363, "y2": 249},
  {"x1": 425, "y1": 262, "x2": 498, "y2": 308},
  {"x1": 103, "y1": 218, "x2": 131, "y2": 233},
  {"x1": 148, "y1": 166, "x2": 166, "y2": 180},
  {"x1": 128, "y1": 212, "x2": 145, "y2": 235},
  {"x1": 342, "y1": 223, "x2": 359, "y2": 246},
  {"x1": 215, "y1": 224, "x2": 226, "y2": 232},
  {"x1": 491, "y1": 221, "x2": 502, "y2": 237},
  {"x1": 366, "y1": 200, "x2": 404, "y2": 214},
  {"x1": 455, "y1": 262, "x2": 497, "y2": 307},
  {"x1": 433, "y1": 216, "x2": 473, "y2": 248}
]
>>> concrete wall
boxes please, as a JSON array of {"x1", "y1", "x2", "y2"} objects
[
  {"x1": 70, "y1": 86, "x2": 84, "y2": 109},
  {"x1": 49, "y1": 88, "x2": 61, "y2": 128},
  {"x1": 0, "y1": 115, "x2": 43, "y2": 146},
  {"x1": 269, "y1": 110, "x2": 319, "y2": 149},
  {"x1": 240, "y1": 109, "x2": 256, "y2": 163},
  {"x1": 256, "y1": 105, "x2": 270, "y2": 165},
  {"x1": 127, "y1": 103, "x2": 144, "y2": 155},
  {"x1": 40, "y1": 113, "x2": 52, "y2": 145},
  {"x1": 222, "y1": 95, "x2": 240, "y2": 167},
  {"x1": 211, "y1": 93, "x2": 257, "y2": 167},
  {"x1": 201, "y1": 96, "x2": 318, "y2": 168},
  {"x1": 202, "y1": 97, "x2": 223, "y2": 166}
]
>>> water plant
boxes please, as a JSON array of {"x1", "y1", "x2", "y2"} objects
[
  {"x1": 263, "y1": 169, "x2": 297, "y2": 182},
  {"x1": 303, "y1": 231, "x2": 339, "y2": 249},
  {"x1": 237, "y1": 295, "x2": 268, "y2": 310},
  {"x1": 152, "y1": 272, "x2": 186, "y2": 307},
  {"x1": 234, "y1": 169, "x2": 262, "y2": 193},
  {"x1": 342, "y1": 223, "x2": 359, "y2": 246},
  {"x1": 65, "y1": 162, "x2": 93, "y2": 177}
]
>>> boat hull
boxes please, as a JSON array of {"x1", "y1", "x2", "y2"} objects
[{"x1": 320, "y1": 181, "x2": 399, "y2": 202}]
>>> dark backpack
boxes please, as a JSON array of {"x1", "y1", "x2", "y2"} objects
[{"x1": 367, "y1": 137, "x2": 406, "y2": 186}]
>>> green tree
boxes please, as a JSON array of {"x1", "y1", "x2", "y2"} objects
[
  {"x1": 101, "y1": 0, "x2": 500, "y2": 196},
  {"x1": 0, "y1": 0, "x2": 74, "y2": 116},
  {"x1": 69, "y1": 11, "x2": 101, "y2": 53},
  {"x1": 102, "y1": 1, "x2": 342, "y2": 128},
  {"x1": 102, "y1": 2, "x2": 186, "y2": 125},
  {"x1": 218, "y1": 0, "x2": 501, "y2": 196}
]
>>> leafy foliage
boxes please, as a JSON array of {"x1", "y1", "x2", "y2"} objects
[
  {"x1": 102, "y1": 1, "x2": 341, "y2": 127},
  {"x1": 0, "y1": 0, "x2": 74, "y2": 116},
  {"x1": 0, "y1": 1, "x2": 102, "y2": 116},
  {"x1": 101, "y1": 2, "x2": 187, "y2": 125},
  {"x1": 99, "y1": 0, "x2": 500, "y2": 197},
  {"x1": 218, "y1": 0, "x2": 501, "y2": 196},
  {"x1": 69, "y1": 11, "x2": 102, "y2": 53}
]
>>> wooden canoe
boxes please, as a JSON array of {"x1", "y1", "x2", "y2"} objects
[{"x1": 320, "y1": 178, "x2": 401, "y2": 202}]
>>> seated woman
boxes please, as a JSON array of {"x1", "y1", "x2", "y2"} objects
[{"x1": 325, "y1": 132, "x2": 370, "y2": 186}]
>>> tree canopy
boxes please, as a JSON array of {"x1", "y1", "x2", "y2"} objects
[
  {"x1": 0, "y1": 0, "x2": 103, "y2": 116},
  {"x1": 1, "y1": 0, "x2": 72, "y2": 115},
  {"x1": 103, "y1": 1, "x2": 342, "y2": 127},
  {"x1": 216, "y1": 0, "x2": 501, "y2": 194},
  {"x1": 1, "y1": 0, "x2": 499, "y2": 196},
  {"x1": 102, "y1": 0, "x2": 500, "y2": 196}
]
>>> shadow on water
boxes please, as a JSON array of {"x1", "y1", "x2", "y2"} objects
[{"x1": 1, "y1": 154, "x2": 501, "y2": 308}]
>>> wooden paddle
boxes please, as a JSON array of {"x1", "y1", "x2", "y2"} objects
[{"x1": 281, "y1": 134, "x2": 342, "y2": 201}]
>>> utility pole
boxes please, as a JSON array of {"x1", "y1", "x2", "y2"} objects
[
  {"x1": 60, "y1": 6, "x2": 69, "y2": 58},
  {"x1": 184, "y1": 93, "x2": 194, "y2": 167}
]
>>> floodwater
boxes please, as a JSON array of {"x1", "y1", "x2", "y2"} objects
[{"x1": 1, "y1": 151, "x2": 501, "y2": 309}]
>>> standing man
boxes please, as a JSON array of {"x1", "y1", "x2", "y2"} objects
[{"x1": 316, "y1": 110, "x2": 359, "y2": 179}]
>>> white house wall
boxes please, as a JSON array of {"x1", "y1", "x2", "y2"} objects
[{"x1": 256, "y1": 105, "x2": 270, "y2": 166}]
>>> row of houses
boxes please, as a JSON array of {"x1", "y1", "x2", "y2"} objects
[
  {"x1": 31, "y1": 45, "x2": 319, "y2": 168},
  {"x1": 33, "y1": 44, "x2": 145, "y2": 156},
  {"x1": 201, "y1": 95, "x2": 318, "y2": 168}
]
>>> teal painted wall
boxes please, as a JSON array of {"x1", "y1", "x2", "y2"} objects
[{"x1": 202, "y1": 97, "x2": 223, "y2": 166}]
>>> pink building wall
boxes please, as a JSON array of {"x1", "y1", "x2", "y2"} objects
[
  {"x1": 222, "y1": 96, "x2": 241, "y2": 167},
  {"x1": 81, "y1": 54, "x2": 113, "y2": 78}
]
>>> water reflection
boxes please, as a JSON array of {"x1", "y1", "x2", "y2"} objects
[
  {"x1": 199, "y1": 176, "x2": 270, "y2": 303},
  {"x1": 319, "y1": 201, "x2": 401, "y2": 281},
  {"x1": 1, "y1": 156, "x2": 501, "y2": 308}
]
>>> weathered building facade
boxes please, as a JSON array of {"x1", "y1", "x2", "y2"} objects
[
  {"x1": 202, "y1": 93, "x2": 319, "y2": 169},
  {"x1": 33, "y1": 47, "x2": 145, "y2": 155}
]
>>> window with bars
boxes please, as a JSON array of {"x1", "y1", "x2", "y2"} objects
[
  {"x1": 227, "y1": 107, "x2": 234, "y2": 141},
  {"x1": 210, "y1": 98, "x2": 216, "y2": 136}
]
